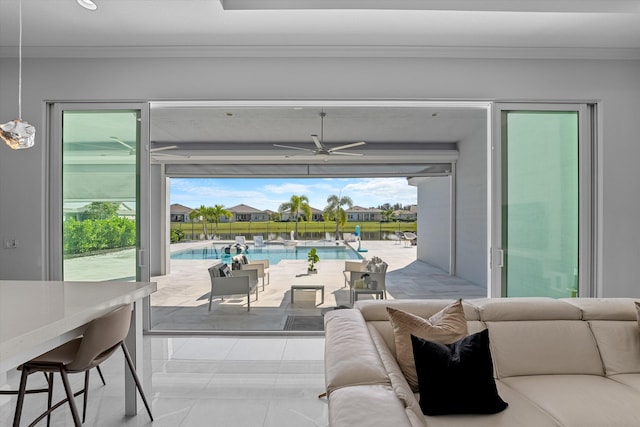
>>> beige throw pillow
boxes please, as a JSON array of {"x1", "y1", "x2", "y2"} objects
[{"x1": 387, "y1": 299, "x2": 468, "y2": 392}]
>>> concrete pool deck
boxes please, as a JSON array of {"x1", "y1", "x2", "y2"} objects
[{"x1": 150, "y1": 239, "x2": 487, "y2": 332}]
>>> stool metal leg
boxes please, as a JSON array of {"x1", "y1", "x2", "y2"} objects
[{"x1": 120, "y1": 342, "x2": 154, "y2": 421}]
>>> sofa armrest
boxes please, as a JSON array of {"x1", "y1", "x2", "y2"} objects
[
  {"x1": 324, "y1": 309, "x2": 390, "y2": 395},
  {"x1": 329, "y1": 385, "x2": 426, "y2": 427}
]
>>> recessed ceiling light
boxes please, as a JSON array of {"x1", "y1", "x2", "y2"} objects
[{"x1": 77, "y1": 0, "x2": 97, "y2": 11}]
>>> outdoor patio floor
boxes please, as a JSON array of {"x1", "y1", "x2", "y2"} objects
[{"x1": 150, "y1": 239, "x2": 487, "y2": 332}]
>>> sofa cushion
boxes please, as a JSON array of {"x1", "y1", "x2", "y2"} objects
[
  {"x1": 501, "y1": 375, "x2": 640, "y2": 427},
  {"x1": 423, "y1": 380, "x2": 561, "y2": 427},
  {"x1": 411, "y1": 329, "x2": 508, "y2": 416},
  {"x1": 486, "y1": 320, "x2": 603, "y2": 378},
  {"x1": 387, "y1": 300, "x2": 468, "y2": 392},
  {"x1": 589, "y1": 320, "x2": 640, "y2": 375}
]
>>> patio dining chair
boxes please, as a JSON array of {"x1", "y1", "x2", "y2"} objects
[{"x1": 12, "y1": 304, "x2": 153, "y2": 427}]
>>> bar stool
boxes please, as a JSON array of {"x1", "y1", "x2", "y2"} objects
[{"x1": 12, "y1": 304, "x2": 153, "y2": 426}]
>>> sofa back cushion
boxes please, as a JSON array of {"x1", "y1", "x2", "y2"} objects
[
  {"x1": 474, "y1": 297, "x2": 582, "y2": 321},
  {"x1": 589, "y1": 320, "x2": 640, "y2": 375},
  {"x1": 487, "y1": 320, "x2": 603, "y2": 378}
]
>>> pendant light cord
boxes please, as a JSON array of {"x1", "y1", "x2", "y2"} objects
[{"x1": 18, "y1": 0, "x2": 23, "y2": 120}]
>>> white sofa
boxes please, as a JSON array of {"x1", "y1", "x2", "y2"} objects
[{"x1": 324, "y1": 297, "x2": 640, "y2": 427}]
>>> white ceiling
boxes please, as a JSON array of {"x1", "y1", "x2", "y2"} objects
[
  {"x1": 0, "y1": 0, "x2": 639, "y2": 59},
  {"x1": 2, "y1": 0, "x2": 638, "y2": 168}
]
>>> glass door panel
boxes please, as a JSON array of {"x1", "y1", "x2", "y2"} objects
[
  {"x1": 501, "y1": 110, "x2": 579, "y2": 297},
  {"x1": 62, "y1": 110, "x2": 140, "y2": 281}
]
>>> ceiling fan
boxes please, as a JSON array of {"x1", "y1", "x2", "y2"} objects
[
  {"x1": 274, "y1": 112, "x2": 365, "y2": 160},
  {"x1": 110, "y1": 136, "x2": 177, "y2": 155}
]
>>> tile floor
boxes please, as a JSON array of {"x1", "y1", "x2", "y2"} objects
[{"x1": 1, "y1": 336, "x2": 327, "y2": 427}]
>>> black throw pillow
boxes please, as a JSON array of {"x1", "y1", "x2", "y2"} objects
[{"x1": 411, "y1": 329, "x2": 508, "y2": 416}]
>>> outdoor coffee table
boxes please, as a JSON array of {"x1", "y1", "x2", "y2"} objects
[{"x1": 291, "y1": 284, "x2": 325, "y2": 305}]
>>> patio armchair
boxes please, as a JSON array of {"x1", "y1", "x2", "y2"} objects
[
  {"x1": 208, "y1": 262, "x2": 259, "y2": 311},
  {"x1": 232, "y1": 254, "x2": 270, "y2": 290},
  {"x1": 345, "y1": 259, "x2": 388, "y2": 305},
  {"x1": 343, "y1": 260, "x2": 364, "y2": 288}
]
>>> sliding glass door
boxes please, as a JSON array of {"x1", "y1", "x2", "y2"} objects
[
  {"x1": 48, "y1": 104, "x2": 150, "y2": 282},
  {"x1": 491, "y1": 104, "x2": 594, "y2": 298}
]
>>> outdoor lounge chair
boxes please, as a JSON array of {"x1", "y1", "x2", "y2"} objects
[
  {"x1": 401, "y1": 232, "x2": 417, "y2": 247},
  {"x1": 254, "y1": 235, "x2": 265, "y2": 247},
  {"x1": 208, "y1": 262, "x2": 259, "y2": 311},
  {"x1": 232, "y1": 254, "x2": 270, "y2": 289}
]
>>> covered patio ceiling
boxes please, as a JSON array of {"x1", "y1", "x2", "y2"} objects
[{"x1": 149, "y1": 101, "x2": 488, "y2": 171}]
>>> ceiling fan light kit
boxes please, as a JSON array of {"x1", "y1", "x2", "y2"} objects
[{"x1": 1, "y1": 0, "x2": 36, "y2": 150}]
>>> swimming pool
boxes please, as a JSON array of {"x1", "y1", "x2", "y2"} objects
[{"x1": 170, "y1": 244, "x2": 362, "y2": 264}]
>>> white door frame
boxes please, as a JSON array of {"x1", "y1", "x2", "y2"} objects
[{"x1": 490, "y1": 102, "x2": 596, "y2": 298}]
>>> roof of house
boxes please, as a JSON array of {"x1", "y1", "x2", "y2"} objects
[
  {"x1": 227, "y1": 204, "x2": 264, "y2": 214},
  {"x1": 170, "y1": 203, "x2": 193, "y2": 213},
  {"x1": 347, "y1": 206, "x2": 382, "y2": 213}
]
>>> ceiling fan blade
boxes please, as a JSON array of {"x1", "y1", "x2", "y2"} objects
[
  {"x1": 327, "y1": 141, "x2": 366, "y2": 152},
  {"x1": 109, "y1": 136, "x2": 134, "y2": 151},
  {"x1": 150, "y1": 145, "x2": 177, "y2": 153},
  {"x1": 311, "y1": 134, "x2": 324, "y2": 150},
  {"x1": 328, "y1": 151, "x2": 364, "y2": 156},
  {"x1": 274, "y1": 144, "x2": 316, "y2": 153}
]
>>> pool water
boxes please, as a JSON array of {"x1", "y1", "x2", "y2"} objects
[{"x1": 170, "y1": 244, "x2": 362, "y2": 264}]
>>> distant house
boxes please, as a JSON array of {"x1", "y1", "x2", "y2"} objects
[
  {"x1": 393, "y1": 209, "x2": 417, "y2": 221},
  {"x1": 224, "y1": 204, "x2": 269, "y2": 222},
  {"x1": 280, "y1": 206, "x2": 324, "y2": 222},
  {"x1": 346, "y1": 206, "x2": 383, "y2": 222},
  {"x1": 170, "y1": 203, "x2": 193, "y2": 222},
  {"x1": 310, "y1": 207, "x2": 324, "y2": 222}
]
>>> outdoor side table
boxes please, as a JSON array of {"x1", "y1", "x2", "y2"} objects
[
  {"x1": 291, "y1": 284, "x2": 325, "y2": 305},
  {"x1": 352, "y1": 288, "x2": 385, "y2": 303}
]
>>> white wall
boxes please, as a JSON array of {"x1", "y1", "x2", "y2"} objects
[
  {"x1": 1, "y1": 56, "x2": 640, "y2": 296},
  {"x1": 415, "y1": 177, "x2": 451, "y2": 273},
  {"x1": 455, "y1": 126, "x2": 489, "y2": 287}
]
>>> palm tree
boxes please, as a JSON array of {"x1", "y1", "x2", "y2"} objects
[
  {"x1": 325, "y1": 194, "x2": 353, "y2": 240},
  {"x1": 209, "y1": 204, "x2": 232, "y2": 238},
  {"x1": 381, "y1": 208, "x2": 395, "y2": 222},
  {"x1": 278, "y1": 195, "x2": 311, "y2": 239},
  {"x1": 188, "y1": 205, "x2": 209, "y2": 239}
]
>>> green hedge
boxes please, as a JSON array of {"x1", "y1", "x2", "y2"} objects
[{"x1": 64, "y1": 217, "x2": 136, "y2": 255}]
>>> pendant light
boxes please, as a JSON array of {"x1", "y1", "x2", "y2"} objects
[
  {"x1": 0, "y1": 0, "x2": 36, "y2": 150},
  {"x1": 77, "y1": 0, "x2": 98, "y2": 11}
]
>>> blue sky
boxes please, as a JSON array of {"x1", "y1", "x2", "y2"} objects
[{"x1": 170, "y1": 178, "x2": 417, "y2": 211}]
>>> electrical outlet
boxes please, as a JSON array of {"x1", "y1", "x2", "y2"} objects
[{"x1": 4, "y1": 239, "x2": 18, "y2": 249}]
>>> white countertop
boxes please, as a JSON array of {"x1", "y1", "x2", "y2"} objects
[{"x1": 0, "y1": 280, "x2": 156, "y2": 373}]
